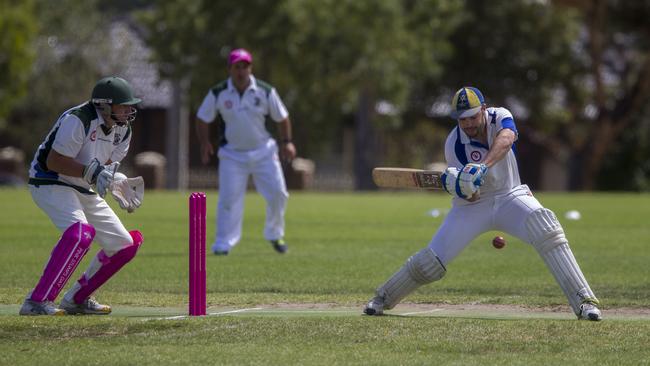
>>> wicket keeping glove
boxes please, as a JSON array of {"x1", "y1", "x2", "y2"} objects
[
  {"x1": 110, "y1": 173, "x2": 145, "y2": 213},
  {"x1": 83, "y1": 158, "x2": 119, "y2": 198},
  {"x1": 457, "y1": 163, "x2": 488, "y2": 199}
]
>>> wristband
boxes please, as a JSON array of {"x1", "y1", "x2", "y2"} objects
[{"x1": 281, "y1": 139, "x2": 292, "y2": 144}]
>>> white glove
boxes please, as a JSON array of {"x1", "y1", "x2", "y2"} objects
[
  {"x1": 441, "y1": 167, "x2": 460, "y2": 196},
  {"x1": 458, "y1": 163, "x2": 488, "y2": 199},
  {"x1": 82, "y1": 159, "x2": 119, "y2": 198},
  {"x1": 110, "y1": 173, "x2": 145, "y2": 213}
]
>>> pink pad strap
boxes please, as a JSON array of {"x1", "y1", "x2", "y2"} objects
[
  {"x1": 31, "y1": 222, "x2": 95, "y2": 302},
  {"x1": 73, "y1": 230, "x2": 143, "y2": 304}
]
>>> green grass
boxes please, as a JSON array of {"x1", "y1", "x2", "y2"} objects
[{"x1": 1, "y1": 188, "x2": 649, "y2": 365}]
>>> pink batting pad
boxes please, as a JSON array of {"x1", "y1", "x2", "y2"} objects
[
  {"x1": 73, "y1": 230, "x2": 143, "y2": 304},
  {"x1": 31, "y1": 222, "x2": 95, "y2": 302}
]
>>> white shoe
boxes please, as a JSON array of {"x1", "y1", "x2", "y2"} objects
[
  {"x1": 19, "y1": 298, "x2": 65, "y2": 316},
  {"x1": 579, "y1": 302, "x2": 602, "y2": 321},
  {"x1": 60, "y1": 297, "x2": 112, "y2": 315},
  {"x1": 363, "y1": 296, "x2": 385, "y2": 316}
]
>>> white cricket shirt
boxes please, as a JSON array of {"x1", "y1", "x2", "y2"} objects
[
  {"x1": 196, "y1": 75, "x2": 289, "y2": 151},
  {"x1": 444, "y1": 107, "x2": 521, "y2": 200},
  {"x1": 29, "y1": 102, "x2": 131, "y2": 192}
]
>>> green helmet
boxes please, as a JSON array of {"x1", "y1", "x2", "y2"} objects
[{"x1": 91, "y1": 76, "x2": 141, "y2": 105}]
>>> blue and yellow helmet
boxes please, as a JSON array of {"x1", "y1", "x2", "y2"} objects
[{"x1": 450, "y1": 87, "x2": 485, "y2": 119}]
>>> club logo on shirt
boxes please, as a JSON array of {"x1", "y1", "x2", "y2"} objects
[
  {"x1": 470, "y1": 151, "x2": 482, "y2": 162},
  {"x1": 113, "y1": 132, "x2": 122, "y2": 146},
  {"x1": 254, "y1": 97, "x2": 261, "y2": 106},
  {"x1": 90, "y1": 130, "x2": 97, "y2": 142},
  {"x1": 225, "y1": 100, "x2": 233, "y2": 109}
]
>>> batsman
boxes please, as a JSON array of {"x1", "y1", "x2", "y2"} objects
[
  {"x1": 20, "y1": 76, "x2": 145, "y2": 315},
  {"x1": 364, "y1": 87, "x2": 602, "y2": 321}
]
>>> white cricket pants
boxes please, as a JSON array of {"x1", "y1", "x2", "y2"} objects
[
  {"x1": 428, "y1": 184, "x2": 545, "y2": 265},
  {"x1": 213, "y1": 142, "x2": 289, "y2": 252},
  {"x1": 29, "y1": 184, "x2": 133, "y2": 255}
]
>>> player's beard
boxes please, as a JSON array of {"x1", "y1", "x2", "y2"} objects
[
  {"x1": 461, "y1": 115, "x2": 486, "y2": 139},
  {"x1": 462, "y1": 126, "x2": 479, "y2": 137}
]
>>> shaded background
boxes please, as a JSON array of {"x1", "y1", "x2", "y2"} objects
[{"x1": 1, "y1": 0, "x2": 649, "y2": 191}]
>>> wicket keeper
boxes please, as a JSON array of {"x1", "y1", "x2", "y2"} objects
[
  {"x1": 364, "y1": 87, "x2": 602, "y2": 321},
  {"x1": 21, "y1": 76, "x2": 145, "y2": 315}
]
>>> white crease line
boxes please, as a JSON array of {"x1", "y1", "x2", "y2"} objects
[
  {"x1": 399, "y1": 308, "x2": 444, "y2": 316},
  {"x1": 161, "y1": 307, "x2": 264, "y2": 320},
  {"x1": 208, "y1": 307, "x2": 264, "y2": 316}
]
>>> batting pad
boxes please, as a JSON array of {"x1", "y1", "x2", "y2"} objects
[
  {"x1": 526, "y1": 209, "x2": 599, "y2": 315},
  {"x1": 376, "y1": 248, "x2": 446, "y2": 310}
]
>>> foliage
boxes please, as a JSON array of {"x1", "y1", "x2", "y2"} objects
[
  {"x1": 138, "y1": 0, "x2": 463, "y2": 159},
  {"x1": 4, "y1": 0, "x2": 130, "y2": 154},
  {"x1": 430, "y1": 0, "x2": 650, "y2": 190},
  {"x1": 0, "y1": 0, "x2": 37, "y2": 129},
  {"x1": 3, "y1": 0, "x2": 649, "y2": 190}
]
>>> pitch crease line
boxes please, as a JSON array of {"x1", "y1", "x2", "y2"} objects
[
  {"x1": 399, "y1": 309, "x2": 444, "y2": 316},
  {"x1": 208, "y1": 307, "x2": 264, "y2": 316},
  {"x1": 162, "y1": 307, "x2": 264, "y2": 320}
]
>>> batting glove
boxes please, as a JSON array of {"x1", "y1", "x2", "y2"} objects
[
  {"x1": 441, "y1": 167, "x2": 460, "y2": 196},
  {"x1": 457, "y1": 163, "x2": 488, "y2": 199}
]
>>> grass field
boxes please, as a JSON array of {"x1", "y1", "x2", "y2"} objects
[{"x1": 1, "y1": 188, "x2": 649, "y2": 365}]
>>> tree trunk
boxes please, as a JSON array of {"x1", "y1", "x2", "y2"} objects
[{"x1": 354, "y1": 86, "x2": 378, "y2": 190}]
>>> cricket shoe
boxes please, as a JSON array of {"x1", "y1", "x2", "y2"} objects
[
  {"x1": 270, "y1": 239, "x2": 288, "y2": 254},
  {"x1": 60, "y1": 297, "x2": 111, "y2": 315},
  {"x1": 211, "y1": 244, "x2": 229, "y2": 256},
  {"x1": 579, "y1": 302, "x2": 602, "y2": 321},
  {"x1": 363, "y1": 296, "x2": 385, "y2": 316},
  {"x1": 19, "y1": 298, "x2": 66, "y2": 316}
]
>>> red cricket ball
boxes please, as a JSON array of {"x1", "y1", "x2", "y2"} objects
[{"x1": 492, "y1": 235, "x2": 506, "y2": 249}]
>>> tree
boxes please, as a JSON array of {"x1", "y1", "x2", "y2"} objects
[
  {"x1": 430, "y1": 0, "x2": 650, "y2": 190},
  {"x1": 139, "y1": 0, "x2": 463, "y2": 188},
  {"x1": 5, "y1": 0, "x2": 123, "y2": 154},
  {"x1": 0, "y1": 0, "x2": 37, "y2": 130},
  {"x1": 569, "y1": 0, "x2": 650, "y2": 190}
]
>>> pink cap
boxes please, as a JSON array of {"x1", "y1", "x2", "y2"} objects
[{"x1": 228, "y1": 48, "x2": 252, "y2": 65}]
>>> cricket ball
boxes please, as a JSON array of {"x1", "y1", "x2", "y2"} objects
[{"x1": 492, "y1": 235, "x2": 506, "y2": 249}]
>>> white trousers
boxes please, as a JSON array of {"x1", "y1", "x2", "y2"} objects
[
  {"x1": 213, "y1": 140, "x2": 289, "y2": 252},
  {"x1": 429, "y1": 185, "x2": 545, "y2": 265},
  {"x1": 30, "y1": 184, "x2": 132, "y2": 255}
]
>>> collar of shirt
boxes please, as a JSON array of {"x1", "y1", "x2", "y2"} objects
[
  {"x1": 94, "y1": 109, "x2": 115, "y2": 136},
  {"x1": 227, "y1": 75, "x2": 259, "y2": 95}
]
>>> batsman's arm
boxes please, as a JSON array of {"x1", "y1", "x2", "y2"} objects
[{"x1": 482, "y1": 128, "x2": 516, "y2": 168}]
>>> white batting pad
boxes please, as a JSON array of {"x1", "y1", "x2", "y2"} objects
[
  {"x1": 538, "y1": 244, "x2": 598, "y2": 315},
  {"x1": 526, "y1": 208, "x2": 599, "y2": 315},
  {"x1": 375, "y1": 248, "x2": 446, "y2": 310}
]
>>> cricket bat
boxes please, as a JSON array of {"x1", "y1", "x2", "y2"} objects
[{"x1": 372, "y1": 167, "x2": 444, "y2": 190}]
